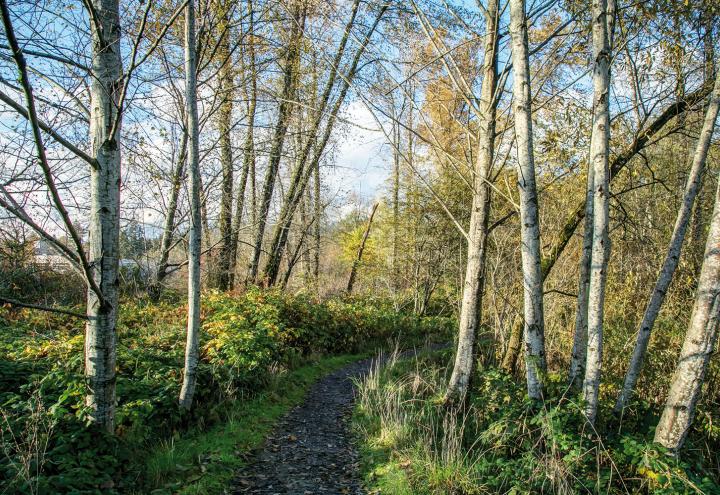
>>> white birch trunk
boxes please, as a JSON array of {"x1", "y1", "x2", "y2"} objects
[
  {"x1": 615, "y1": 73, "x2": 720, "y2": 413},
  {"x1": 445, "y1": 0, "x2": 498, "y2": 402},
  {"x1": 179, "y1": 0, "x2": 202, "y2": 410},
  {"x1": 509, "y1": 0, "x2": 546, "y2": 400},
  {"x1": 655, "y1": 174, "x2": 720, "y2": 451},
  {"x1": 569, "y1": 164, "x2": 594, "y2": 388},
  {"x1": 582, "y1": 0, "x2": 613, "y2": 424},
  {"x1": 86, "y1": 0, "x2": 123, "y2": 432}
]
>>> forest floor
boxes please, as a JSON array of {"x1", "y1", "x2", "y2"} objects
[{"x1": 229, "y1": 356, "x2": 373, "y2": 494}]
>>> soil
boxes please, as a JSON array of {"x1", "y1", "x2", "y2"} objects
[{"x1": 231, "y1": 356, "x2": 376, "y2": 494}]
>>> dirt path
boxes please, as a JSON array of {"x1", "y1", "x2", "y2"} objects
[{"x1": 231, "y1": 357, "x2": 375, "y2": 494}]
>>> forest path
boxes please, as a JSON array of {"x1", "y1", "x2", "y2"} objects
[{"x1": 230, "y1": 356, "x2": 375, "y2": 494}]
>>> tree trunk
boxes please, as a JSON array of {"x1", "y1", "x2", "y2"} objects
[
  {"x1": 300, "y1": 178, "x2": 312, "y2": 284},
  {"x1": 313, "y1": 156, "x2": 321, "y2": 289},
  {"x1": 262, "y1": 3, "x2": 387, "y2": 286},
  {"x1": 392, "y1": 118, "x2": 401, "y2": 295},
  {"x1": 445, "y1": 0, "x2": 498, "y2": 403},
  {"x1": 84, "y1": 0, "x2": 123, "y2": 432},
  {"x1": 228, "y1": 0, "x2": 256, "y2": 289},
  {"x1": 582, "y1": 0, "x2": 614, "y2": 424},
  {"x1": 153, "y1": 127, "x2": 188, "y2": 298},
  {"x1": 540, "y1": 85, "x2": 714, "y2": 280},
  {"x1": 615, "y1": 71, "x2": 720, "y2": 412},
  {"x1": 215, "y1": 0, "x2": 234, "y2": 291},
  {"x1": 501, "y1": 317, "x2": 523, "y2": 373},
  {"x1": 179, "y1": 0, "x2": 202, "y2": 410},
  {"x1": 654, "y1": 174, "x2": 720, "y2": 451},
  {"x1": 690, "y1": 16, "x2": 715, "y2": 276},
  {"x1": 508, "y1": 0, "x2": 546, "y2": 401},
  {"x1": 568, "y1": 168, "x2": 593, "y2": 388},
  {"x1": 248, "y1": 6, "x2": 304, "y2": 283},
  {"x1": 346, "y1": 203, "x2": 379, "y2": 294}
]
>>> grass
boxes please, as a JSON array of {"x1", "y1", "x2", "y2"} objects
[
  {"x1": 352, "y1": 348, "x2": 720, "y2": 495},
  {"x1": 139, "y1": 353, "x2": 364, "y2": 495}
]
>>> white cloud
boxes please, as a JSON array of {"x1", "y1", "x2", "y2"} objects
[{"x1": 325, "y1": 101, "x2": 389, "y2": 213}]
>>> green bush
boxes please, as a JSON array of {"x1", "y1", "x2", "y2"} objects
[{"x1": 0, "y1": 289, "x2": 452, "y2": 494}]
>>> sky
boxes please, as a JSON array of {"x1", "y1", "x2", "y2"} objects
[{"x1": 324, "y1": 101, "x2": 389, "y2": 216}]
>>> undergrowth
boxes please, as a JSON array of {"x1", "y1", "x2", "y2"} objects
[
  {"x1": 354, "y1": 348, "x2": 720, "y2": 494},
  {"x1": 0, "y1": 288, "x2": 453, "y2": 493}
]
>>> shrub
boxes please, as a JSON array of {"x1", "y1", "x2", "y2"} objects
[{"x1": 0, "y1": 289, "x2": 452, "y2": 493}]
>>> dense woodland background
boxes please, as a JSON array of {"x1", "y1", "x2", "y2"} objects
[{"x1": 1, "y1": 0, "x2": 720, "y2": 493}]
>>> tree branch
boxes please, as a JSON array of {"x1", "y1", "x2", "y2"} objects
[{"x1": 0, "y1": 296, "x2": 87, "y2": 319}]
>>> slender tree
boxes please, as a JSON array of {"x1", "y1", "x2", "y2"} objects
[
  {"x1": 582, "y1": 0, "x2": 614, "y2": 424},
  {"x1": 347, "y1": 203, "x2": 379, "y2": 294},
  {"x1": 229, "y1": 0, "x2": 257, "y2": 288},
  {"x1": 508, "y1": 0, "x2": 546, "y2": 400},
  {"x1": 153, "y1": 127, "x2": 188, "y2": 298},
  {"x1": 445, "y1": 0, "x2": 499, "y2": 403},
  {"x1": 215, "y1": 0, "x2": 235, "y2": 291},
  {"x1": 615, "y1": 72, "x2": 720, "y2": 413},
  {"x1": 179, "y1": 0, "x2": 202, "y2": 410},
  {"x1": 654, "y1": 171, "x2": 720, "y2": 451},
  {"x1": 569, "y1": 150, "x2": 594, "y2": 389}
]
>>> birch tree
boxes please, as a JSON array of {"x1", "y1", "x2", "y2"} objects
[
  {"x1": 179, "y1": 0, "x2": 202, "y2": 410},
  {"x1": 445, "y1": 0, "x2": 499, "y2": 403},
  {"x1": 508, "y1": 0, "x2": 546, "y2": 400},
  {"x1": 569, "y1": 152, "x2": 594, "y2": 389},
  {"x1": 0, "y1": 0, "x2": 124, "y2": 431},
  {"x1": 582, "y1": 0, "x2": 614, "y2": 424},
  {"x1": 654, "y1": 172, "x2": 720, "y2": 451},
  {"x1": 615, "y1": 72, "x2": 720, "y2": 413}
]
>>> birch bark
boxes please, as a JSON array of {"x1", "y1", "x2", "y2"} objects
[
  {"x1": 655, "y1": 174, "x2": 720, "y2": 451},
  {"x1": 86, "y1": 0, "x2": 123, "y2": 431},
  {"x1": 508, "y1": 0, "x2": 546, "y2": 400},
  {"x1": 583, "y1": 0, "x2": 614, "y2": 424},
  {"x1": 179, "y1": 0, "x2": 202, "y2": 410},
  {"x1": 569, "y1": 165, "x2": 593, "y2": 388},
  {"x1": 445, "y1": 0, "x2": 498, "y2": 402}
]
